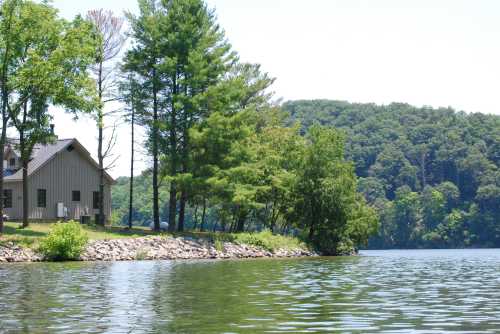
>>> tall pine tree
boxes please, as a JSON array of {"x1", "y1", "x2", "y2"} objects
[
  {"x1": 124, "y1": 0, "x2": 164, "y2": 231},
  {"x1": 124, "y1": 0, "x2": 235, "y2": 231}
]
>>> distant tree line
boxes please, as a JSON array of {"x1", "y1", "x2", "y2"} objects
[{"x1": 283, "y1": 100, "x2": 500, "y2": 248}]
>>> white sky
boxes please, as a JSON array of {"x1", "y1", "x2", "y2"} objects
[{"x1": 50, "y1": 0, "x2": 500, "y2": 178}]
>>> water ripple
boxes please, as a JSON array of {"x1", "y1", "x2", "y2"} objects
[{"x1": 0, "y1": 249, "x2": 500, "y2": 333}]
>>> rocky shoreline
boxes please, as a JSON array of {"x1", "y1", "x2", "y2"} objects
[
  {"x1": 0, "y1": 236, "x2": 315, "y2": 263},
  {"x1": 0, "y1": 243, "x2": 42, "y2": 262}
]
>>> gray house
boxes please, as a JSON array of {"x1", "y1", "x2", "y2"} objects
[{"x1": 3, "y1": 138, "x2": 114, "y2": 222}]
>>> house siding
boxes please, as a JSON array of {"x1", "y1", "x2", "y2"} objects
[
  {"x1": 3, "y1": 182, "x2": 22, "y2": 219},
  {"x1": 4, "y1": 146, "x2": 112, "y2": 221}
]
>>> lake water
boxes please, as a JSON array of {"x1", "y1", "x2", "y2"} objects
[{"x1": 1, "y1": 249, "x2": 500, "y2": 333}]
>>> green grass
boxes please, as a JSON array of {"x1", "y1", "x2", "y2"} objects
[
  {"x1": 234, "y1": 230, "x2": 306, "y2": 251},
  {"x1": 209, "y1": 230, "x2": 307, "y2": 252},
  {"x1": 214, "y1": 238, "x2": 225, "y2": 252},
  {"x1": 0, "y1": 222, "x2": 307, "y2": 253},
  {"x1": 0, "y1": 222, "x2": 159, "y2": 248}
]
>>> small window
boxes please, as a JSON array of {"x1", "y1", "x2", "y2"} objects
[
  {"x1": 3, "y1": 189, "x2": 12, "y2": 208},
  {"x1": 9, "y1": 158, "x2": 15, "y2": 166},
  {"x1": 93, "y1": 191, "x2": 99, "y2": 209},
  {"x1": 72, "y1": 190, "x2": 81, "y2": 202},
  {"x1": 37, "y1": 189, "x2": 46, "y2": 208}
]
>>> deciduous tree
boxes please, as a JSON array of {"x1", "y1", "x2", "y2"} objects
[
  {"x1": 87, "y1": 9, "x2": 126, "y2": 225},
  {"x1": 3, "y1": 1, "x2": 96, "y2": 227}
]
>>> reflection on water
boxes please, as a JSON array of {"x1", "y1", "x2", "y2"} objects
[{"x1": 1, "y1": 249, "x2": 500, "y2": 333}]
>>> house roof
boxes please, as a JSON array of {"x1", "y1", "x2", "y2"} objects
[{"x1": 4, "y1": 138, "x2": 115, "y2": 184}]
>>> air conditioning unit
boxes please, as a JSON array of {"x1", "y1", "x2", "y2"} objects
[{"x1": 56, "y1": 202, "x2": 64, "y2": 218}]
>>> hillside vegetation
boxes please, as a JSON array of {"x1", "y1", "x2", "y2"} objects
[{"x1": 283, "y1": 100, "x2": 500, "y2": 248}]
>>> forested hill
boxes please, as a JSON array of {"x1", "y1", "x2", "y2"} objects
[{"x1": 283, "y1": 100, "x2": 500, "y2": 249}]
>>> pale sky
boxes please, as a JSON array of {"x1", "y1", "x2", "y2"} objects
[{"x1": 49, "y1": 0, "x2": 500, "y2": 178}]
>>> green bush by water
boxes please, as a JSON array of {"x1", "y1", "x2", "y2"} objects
[
  {"x1": 38, "y1": 221, "x2": 89, "y2": 261},
  {"x1": 214, "y1": 239, "x2": 225, "y2": 252},
  {"x1": 134, "y1": 249, "x2": 148, "y2": 260},
  {"x1": 234, "y1": 230, "x2": 306, "y2": 252},
  {"x1": 209, "y1": 230, "x2": 305, "y2": 252}
]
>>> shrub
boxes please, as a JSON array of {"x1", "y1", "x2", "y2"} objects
[
  {"x1": 207, "y1": 230, "x2": 306, "y2": 252},
  {"x1": 135, "y1": 249, "x2": 148, "y2": 260},
  {"x1": 234, "y1": 230, "x2": 306, "y2": 252},
  {"x1": 214, "y1": 239, "x2": 225, "y2": 252},
  {"x1": 38, "y1": 221, "x2": 89, "y2": 261}
]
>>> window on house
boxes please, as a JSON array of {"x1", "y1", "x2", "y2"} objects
[
  {"x1": 93, "y1": 191, "x2": 99, "y2": 209},
  {"x1": 9, "y1": 158, "x2": 15, "y2": 167},
  {"x1": 3, "y1": 189, "x2": 12, "y2": 208},
  {"x1": 72, "y1": 190, "x2": 81, "y2": 202},
  {"x1": 37, "y1": 189, "x2": 46, "y2": 208}
]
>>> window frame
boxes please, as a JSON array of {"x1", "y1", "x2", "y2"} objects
[
  {"x1": 93, "y1": 191, "x2": 99, "y2": 209},
  {"x1": 3, "y1": 189, "x2": 12, "y2": 208},
  {"x1": 37, "y1": 189, "x2": 47, "y2": 208},
  {"x1": 8, "y1": 158, "x2": 15, "y2": 167},
  {"x1": 72, "y1": 190, "x2": 81, "y2": 202}
]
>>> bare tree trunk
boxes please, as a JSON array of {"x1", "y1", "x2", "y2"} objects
[
  {"x1": 229, "y1": 209, "x2": 237, "y2": 233},
  {"x1": 128, "y1": 99, "x2": 135, "y2": 229},
  {"x1": 192, "y1": 204, "x2": 199, "y2": 231},
  {"x1": 177, "y1": 79, "x2": 190, "y2": 232},
  {"x1": 19, "y1": 107, "x2": 29, "y2": 228},
  {"x1": 167, "y1": 74, "x2": 178, "y2": 233},
  {"x1": 87, "y1": 9, "x2": 125, "y2": 227},
  {"x1": 97, "y1": 60, "x2": 105, "y2": 226},
  {"x1": 0, "y1": 122, "x2": 6, "y2": 234},
  {"x1": 178, "y1": 190, "x2": 187, "y2": 232},
  {"x1": 168, "y1": 183, "x2": 177, "y2": 232},
  {"x1": 0, "y1": 98, "x2": 8, "y2": 233},
  {"x1": 220, "y1": 215, "x2": 227, "y2": 232},
  {"x1": 152, "y1": 69, "x2": 160, "y2": 231},
  {"x1": 308, "y1": 199, "x2": 316, "y2": 240},
  {"x1": 200, "y1": 198, "x2": 206, "y2": 232},
  {"x1": 152, "y1": 154, "x2": 160, "y2": 230},
  {"x1": 22, "y1": 158, "x2": 28, "y2": 228},
  {"x1": 270, "y1": 197, "x2": 281, "y2": 233},
  {"x1": 98, "y1": 120, "x2": 105, "y2": 225},
  {"x1": 0, "y1": 5, "x2": 14, "y2": 234},
  {"x1": 235, "y1": 212, "x2": 246, "y2": 233}
]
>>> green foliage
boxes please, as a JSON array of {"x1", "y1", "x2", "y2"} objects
[
  {"x1": 0, "y1": 0, "x2": 97, "y2": 227},
  {"x1": 284, "y1": 100, "x2": 500, "y2": 248},
  {"x1": 123, "y1": 0, "x2": 239, "y2": 231},
  {"x1": 205, "y1": 231, "x2": 305, "y2": 252},
  {"x1": 118, "y1": 3, "x2": 379, "y2": 252},
  {"x1": 134, "y1": 249, "x2": 148, "y2": 261},
  {"x1": 1, "y1": 0, "x2": 97, "y2": 120},
  {"x1": 38, "y1": 221, "x2": 89, "y2": 261},
  {"x1": 113, "y1": 113, "x2": 379, "y2": 254},
  {"x1": 213, "y1": 239, "x2": 225, "y2": 252},
  {"x1": 0, "y1": 236, "x2": 35, "y2": 249},
  {"x1": 233, "y1": 230, "x2": 306, "y2": 252},
  {"x1": 288, "y1": 125, "x2": 379, "y2": 255},
  {"x1": 421, "y1": 187, "x2": 446, "y2": 230},
  {"x1": 112, "y1": 173, "x2": 171, "y2": 225}
]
